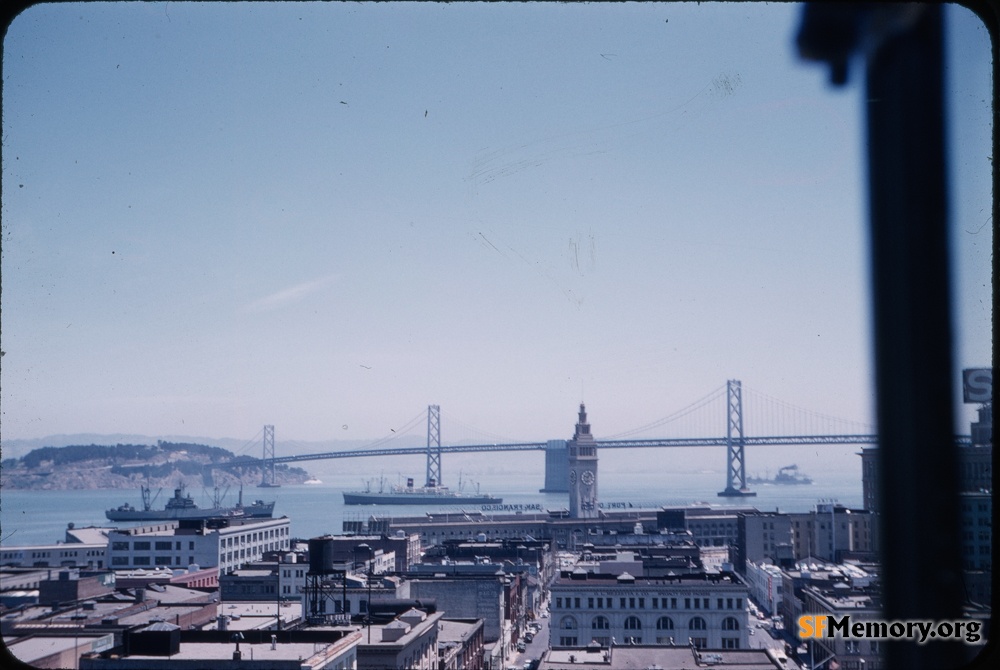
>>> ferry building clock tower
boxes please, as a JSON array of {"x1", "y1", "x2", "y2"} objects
[{"x1": 568, "y1": 403, "x2": 599, "y2": 519}]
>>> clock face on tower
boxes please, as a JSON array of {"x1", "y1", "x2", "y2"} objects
[
  {"x1": 581, "y1": 470, "x2": 595, "y2": 486},
  {"x1": 569, "y1": 470, "x2": 577, "y2": 484}
]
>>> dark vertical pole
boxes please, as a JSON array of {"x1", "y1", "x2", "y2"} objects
[
  {"x1": 865, "y1": 6, "x2": 964, "y2": 667},
  {"x1": 367, "y1": 564, "x2": 372, "y2": 643}
]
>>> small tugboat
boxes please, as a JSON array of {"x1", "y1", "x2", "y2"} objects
[
  {"x1": 748, "y1": 464, "x2": 813, "y2": 486},
  {"x1": 106, "y1": 484, "x2": 275, "y2": 521}
]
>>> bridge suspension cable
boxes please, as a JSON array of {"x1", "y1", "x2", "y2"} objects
[
  {"x1": 600, "y1": 384, "x2": 727, "y2": 440},
  {"x1": 438, "y1": 409, "x2": 521, "y2": 445},
  {"x1": 232, "y1": 425, "x2": 266, "y2": 458},
  {"x1": 742, "y1": 386, "x2": 876, "y2": 436},
  {"x1": 350, "y1": 409, "x2": 428, "y2": 452}
]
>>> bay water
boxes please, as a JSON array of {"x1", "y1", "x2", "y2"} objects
[{"x1": 0, "y1": 455, "x2": 861, "y2": 548}]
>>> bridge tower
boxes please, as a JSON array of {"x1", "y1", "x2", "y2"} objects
[
  {"x1": 539, "y1": 440, "x2": 570, "y2": 492},
  {"x1": 259, "y1": 425, "x2": 280, "y2": 488},
  {"x1": 718, "y1": 380, "x2": 756, "y2": 497},
  {"x1": 425, "y1": 405, "x2": 442, "y2": 487}
]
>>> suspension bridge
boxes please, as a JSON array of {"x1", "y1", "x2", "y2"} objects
[{"x1": 231, "y1": 380, "x2": 973, "y2": 497}]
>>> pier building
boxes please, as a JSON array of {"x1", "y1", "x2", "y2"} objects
[
  {"x1": 378, "y1": 504, "x2": 769, "y2": 553},
  {"x1": 382, "y1": 508, "x2": 665, "y2": 551}
]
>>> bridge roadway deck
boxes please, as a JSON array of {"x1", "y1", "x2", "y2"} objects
[{"x1": 224, "y1": 434, "x2": 970, "y2": 466}]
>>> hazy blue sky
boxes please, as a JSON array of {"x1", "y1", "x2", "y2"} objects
[{"x1": 1, "y1": 2, "x2": 992, "y2": 449}]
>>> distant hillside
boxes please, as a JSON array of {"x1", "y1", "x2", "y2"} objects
[
  {"x1": 0, "y1": 440, "x2": 311, "y2": 491},
  {"x1": 0, "y1": 434, "x2": 264, "y2": 461},
  {"x1": 0, "y1": 433, "x2": 427, "y2": 461}
]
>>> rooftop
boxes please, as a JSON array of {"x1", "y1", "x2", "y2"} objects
[
  {"x1": 554, "y1": 571, "x2": 745, "y2": 587},
  {"x1": 541, "y1": 645, "x2": 781, "y2": 669}
]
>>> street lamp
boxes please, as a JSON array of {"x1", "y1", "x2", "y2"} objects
[
  {"x1": 355, "y1": 543, "x2": 374, "y2": 643},
  {"x1": 231, "y1": 632, "x2": 244, "y2": 661}
]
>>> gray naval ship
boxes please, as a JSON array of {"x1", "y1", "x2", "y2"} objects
[{"x1": 106, "y1": 484, "x2": 275, "y2": 521}]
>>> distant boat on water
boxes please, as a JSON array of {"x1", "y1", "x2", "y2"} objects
[
  {"x1": 303, "y1": 477, "x2": 323, "y2": 485},
  {"x1": 105, "y1": 484, "x2": 275, "y2": 521},
  {"x1": 343, "y1": 475, "x2": 502, "y2": 506},
  {"x1": 747, "y1": 464, "x2": 813, "y2": 486}
]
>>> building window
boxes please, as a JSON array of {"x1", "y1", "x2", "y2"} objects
[
  {"x1": 722, "y1": 638, "x2": 740, "y2": 649},
  {"x1": 560, "y1": 637, "x2": 578, "y2": 647},
  {"x1": 592, "y1": 616, "x2": 609, "y2": 630},
  {"x1": 722, "y1": 617, "x2": 740, "y2": 631},
  {"x1": 690, "y1": 616, "x2": 707, "y2": 630},
  {"x1": 656, "y1": 616, "x2": 675, "y2": 630},
  {"x1": 560, "y1": 616, "x2": 578, "y2": 630},
  {"x1": 691, "y1": 637, "x2": 707, "y2": 648},
  {"x1": 133, "y1": 542, "x2": 150, "y2": 551},
  {"x1": 624, "y1": 616, "x2": 642, "y2": 630}
]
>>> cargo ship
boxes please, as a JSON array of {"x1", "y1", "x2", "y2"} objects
[
  {"x1": 343, "y1": 477, "x2": 502, "y2": 506},
  {"x1": 106, "y1": 485, "x2": 275, "y2": 521}
]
